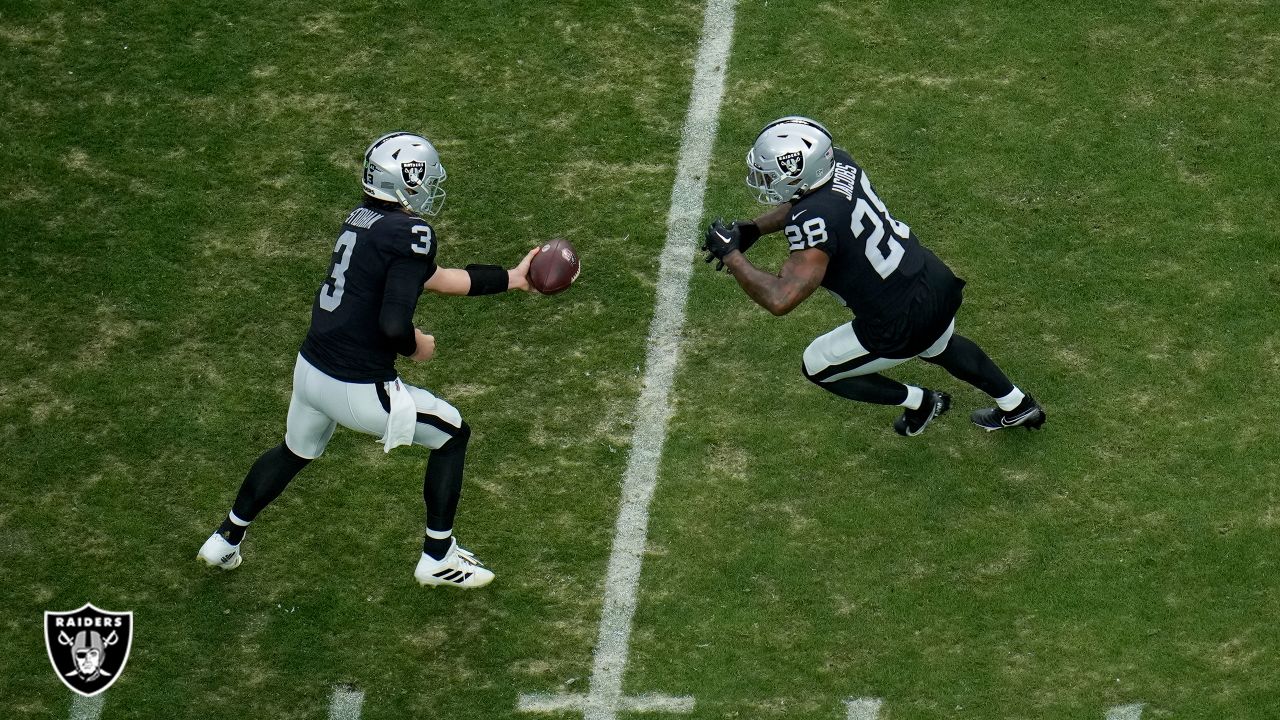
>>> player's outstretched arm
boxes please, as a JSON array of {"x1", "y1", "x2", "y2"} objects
[
  {"x1": 424, "y1": 246, "x2": 542, "y2": 296},
  {"x1": 722, "y1": 247, "x2": 827, "y2": 317}
]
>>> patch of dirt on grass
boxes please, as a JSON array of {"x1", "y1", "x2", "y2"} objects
[
  {"x1": 704, "y1": 443, "x2": 749, "y2": 482},
  {"x1": 1208, "y1": 632, "x2": 1265, "y2": 671},
  {"x1": 75, "y1": 302, "x2": 146, "y2": 368},
  {"x1": 553, "y1": 160, "x2": 670, "y2": 201},
  {"x1": 300, "y1": 11, "x2": 342, "y2": 36}
]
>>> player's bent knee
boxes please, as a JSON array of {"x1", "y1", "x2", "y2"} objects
[
  {"x1": 439, "y1": 421, "x2": 471, "y2": 452},
  {"x1": 802, "y1": 345, "x2": 828, "y2": 384},
  {"x1": 421, "y1": 420, "x2": 470, "y2": 453},
  {"x1": 802, "y1": 359, "x2": 825, "y2": 385},
  {"x1": 284, "y1": 429, "x2": 329, "y2": 460}
]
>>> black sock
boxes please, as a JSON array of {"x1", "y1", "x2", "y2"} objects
[
  {"x1": 217, "y1": 515, "x2": 248, "y2": 545},
  {"x1": 423, "y1": 536, "x2": 452, "y2": 560}
]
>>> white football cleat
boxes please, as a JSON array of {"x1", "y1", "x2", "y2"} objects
[
  {"x1": 197, "y1": 532, "x2": 243, "y2": 570},
  {"x1": 414, "y1": 539, "x2": 494, "y2": 588}
]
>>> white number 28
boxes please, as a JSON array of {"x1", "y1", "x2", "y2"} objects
[
  {"x1": 784, "y1": 217, "x2": 829, "y2": 250},
  {"x1": 852, "y1": 171, "x2": 910, "y2": 279}
]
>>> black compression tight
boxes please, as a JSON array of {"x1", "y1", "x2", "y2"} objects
[
  {"x1": 921, "y1": 333, "x2": 1015, "y2": 398},
  {"x1": 424, "y1": 422, "x2": 471, "y2": 533},
  {"x1": 231, "y1": 443, "x2": 312, "y2": 522},
  {"x1": 803, "y1": 365, "x2": 910, "y2": 406}
]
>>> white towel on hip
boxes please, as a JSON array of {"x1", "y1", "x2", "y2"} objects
[{"x1": 380, "y1": 378, "x2": 417, "y2": 452}]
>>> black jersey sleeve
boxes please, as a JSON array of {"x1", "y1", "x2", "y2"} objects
[
  {"x1": 378, "y1": 218, "x2": 439, "y2": 356},
  {"x1": 378, "y1": 258, "x2": 430, "y2": 356}
]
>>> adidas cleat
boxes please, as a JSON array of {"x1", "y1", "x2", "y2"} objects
[
  {"x1": 414, "y1": 539, "x2": 494, "y2": 589},
  {"x1": 971, "y1": 395, "x2": 1046, "y2": 432},
  {"x1": 197, "y1": 532, "x2": 243, "y2": 570},
  {"x1": 894, "y1": 390, "x2": 951, "y2": 437}
]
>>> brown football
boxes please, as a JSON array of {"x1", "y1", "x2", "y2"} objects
[{"x1": 528, "y1": 238, "x2": 580, "y2": 295}]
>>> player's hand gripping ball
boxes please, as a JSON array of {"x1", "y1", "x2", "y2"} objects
[{"x1": 528, "y1": 239, "x2": 581, "y2": 295}]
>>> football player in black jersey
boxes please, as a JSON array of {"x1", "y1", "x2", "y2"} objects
[
  {"x1": 703, "y1": 116, "x2": 1044, "y2": 436},
  {"x1": 198, "y1": 132, "x2": 540, "y2": 587}
]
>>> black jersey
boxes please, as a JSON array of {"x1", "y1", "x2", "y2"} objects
[
  {"x1": 298, "y1": 200, "x2": 438, "y2": 383},
  {"x1": 785, "y1": 148, "x2": 964, "y2": 358}
]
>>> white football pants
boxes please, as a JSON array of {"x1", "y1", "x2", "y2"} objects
[
  {"x1": 284, "y1": 354, "x2": 462, "y2": 459},
  {"x1": 803, "y1": 318, "x2": 956, "y2": 383}
]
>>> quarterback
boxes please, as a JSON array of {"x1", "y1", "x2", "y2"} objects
[
  {"x1": 704, "y1": 116, "x2": 1044, "y2": 436},
  {"x1": 198, "y1": 132, "x2": 539, "y2": 587}
]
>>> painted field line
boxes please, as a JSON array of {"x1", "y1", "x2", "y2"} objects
[
  {"x1": 518, "y1": 0, "x2": 738, "y2": 718},
  {"x1": 619, "y1": 694, "x2": 698, "y2": 713},
  {"x1": 329, "y1": 686, "x2": 365, "y2": 720},
  {"x1": 580, "y1": 0, "x2": 738, "y2": 716},
  {"x1": 520, "y1": 694, "x2": 696, "y2": 714},
  {"x1": 520, "y1": 694, "x2": 590, "y2": 713},
  {"x1": 69, "y1": 694, "x2": 104, "y2": 720},
  {"x1": 1106, "y1": 703, "x2": 1144, "y2": 720},
  {"x1": 844, "y1": 697, "x2": 883, "y2": 720}
]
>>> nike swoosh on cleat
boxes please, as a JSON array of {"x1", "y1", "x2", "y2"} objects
[{"x1": 1001, "y1": 408, "x2": 1039, "y2": 426}]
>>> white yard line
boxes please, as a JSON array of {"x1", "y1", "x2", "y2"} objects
[
  {"x1": 581, "y1": 0, "x2": 738, "y2": 718},
  {"x1": 518, "y1": 0, "x2": 739, "y2": 718},
  {"x1": 519, "y1": 694, "x2": 590, "y2": 713},
  {"x1": 329, "y1": 686, "x2": 365, "y2": 720},
  {"x1": 844, "y1": 697, "x2": 883, "y2": 720},
  {"x1": 1105, "y1": 703, "x2": 1144, "y2": 720},
  {"x1": 617, "y1": 694, "x2": 698, "y2": 713},
  {"x1": 69, "y1": 694, "x2": 104, "y2": 720}
]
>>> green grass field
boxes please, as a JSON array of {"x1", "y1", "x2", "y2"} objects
[{"x1": 2, "y1": 1, "x2": 1278, "y2": 718}]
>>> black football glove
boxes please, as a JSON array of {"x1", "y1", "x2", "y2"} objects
[{"x1": 703, "y1": 218, "x2": 743, "y2": 271}]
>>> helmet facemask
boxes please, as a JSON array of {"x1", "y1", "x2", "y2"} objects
[
  {"x1": 397, "y1": 164, "x2": 447, "y2": 216},
  {"x1": 746, "y1": 148, "x2": 789, "y2": 204}
]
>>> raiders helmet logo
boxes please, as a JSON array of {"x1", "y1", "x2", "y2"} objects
[
  {"x1": 401, "y1": 160, "x2": 426, "y2": 187},
  {"x1": 777, "y1": 150, "x2": 804, "y2": 177},
  {"x1": 44, "y1": 603, "x2": 133, "y2": 697}
]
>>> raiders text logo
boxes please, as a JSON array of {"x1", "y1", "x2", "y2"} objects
[
  {"x1": 776, "y1": 150, "x2": 804, "y2": 176},
  {"x1": 401, "y1": 160, "x2": 426, "y2": 187},
  {"x1": 44, "y1": 603, "x2": 133, "y2": 697}
]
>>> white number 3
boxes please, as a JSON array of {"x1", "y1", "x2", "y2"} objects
[
  {"x1": 319, "y1": 230, "x2": 357, "y2": 312},
  {"x1": 410, "y1": 224, "x2": 433, "y2": 255}
]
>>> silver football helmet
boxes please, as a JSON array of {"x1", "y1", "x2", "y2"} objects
[
  {"x1": 745, "y1": 116, "x2": 836, "y2": 204},
  {"x1": 362, "y1": 132, "x2": 447, "y2": 216}
]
